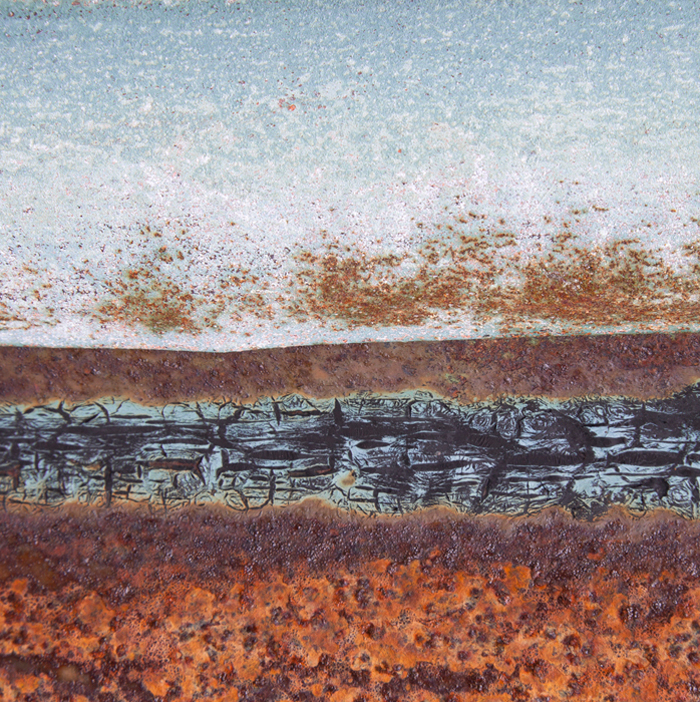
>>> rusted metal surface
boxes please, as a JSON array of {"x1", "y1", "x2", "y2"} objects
[
  {"x1": 292, "y1": 231, "x2": 700, "y2": 333},
  {"x1": 85, "y1": 223, "x2": 700, "y2": 337},
  {"x1": 1, "y1": 333, "x2": 700, "y2": 406},
  {"x1": 2, "y1": 1, "x2": 700, "y2": 350},
  {"x1": 1, "y1": 335, "x2": 700, "y2": 696},
  {"x1": 4, "y1": 387, "x2": 700, "y2": 517},
  {"x1": 1, "y1": 506, "x2": 700, "y2": 701},
  {"x1": 2, "y1": 341, "x2": 700, "y2": 700},
  {"x1": 7, "y1": 217, "x2": 700, "y2": 350},
  {"x1": 4, "y1": 2, "x2": 700, "y2": 696}
]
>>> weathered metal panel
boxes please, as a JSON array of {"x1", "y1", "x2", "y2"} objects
[
  {"x1": 3, "y1": 388, "x2": 700, "y2": 517},
  {"x1": 1, "y1": 0, "x2": 700, "y2": 350},
  {"x1": 4, "y1": 3, "x2": 700, "y2": 700}
]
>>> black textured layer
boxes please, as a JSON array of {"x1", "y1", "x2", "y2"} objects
[{"x1": 1, "y1": 388, "x2": 700, "y2": 517}]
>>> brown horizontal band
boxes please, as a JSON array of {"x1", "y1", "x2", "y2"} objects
[
  {"x1": 1, "y1": 332, "x2": 700, "y2": 405},
  {"x1": 1, "y1": 504, "x2": 699, "y2": 701}
]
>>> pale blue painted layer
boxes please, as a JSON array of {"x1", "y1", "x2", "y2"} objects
[{"x1": 1, "y1": 0, "x2": 699, "y2": 350}]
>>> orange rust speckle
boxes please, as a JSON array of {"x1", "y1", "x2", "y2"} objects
[
  {"x1": 0, "y1": 506, "x2": 700, "y2": 700},
  {"x1": 290, "y1": 226, "x2": 700, "y2": 331},
  {"x1": 93, "y1": 225, "x2": 270, "y2": 334},
  {"x1": 0, "y1": 300, "x2": 26, "y2": 328}
]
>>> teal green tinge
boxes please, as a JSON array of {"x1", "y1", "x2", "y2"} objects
[
  {"x1": 1, "y1": 387, "x2": 700, "y2": 518},
  {"x1": 0, "y1": 1, "x2": 699, "y2": 349}
]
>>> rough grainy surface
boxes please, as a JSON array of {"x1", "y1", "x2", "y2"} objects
[
  {"x1": 1, "y1": 333, "x2": 700, "y2": 406},
  {"x1": 291, "y1": 232, "x2": 700, "y2": 332},
  {"x1": 4, "y1": 388, "x2": 700, "y2": 517},
  {"x1": 2, "y1": 1, "x2": 700, "y2": 350},
  {"x1": 0, "y1": 505, "x2": 699, "y2": 701}
]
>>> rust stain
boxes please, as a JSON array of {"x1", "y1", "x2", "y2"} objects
[
  {"x1": 97, "y1": 269, "x2": 203, "y2": 334},
  {"x1": 92, "y1": 225, "x2": 271, "y2": 334},
  {"x1": 1, "y1": 505, "x2": 699, "y2": 701},
  {"x1": 291, "y1": 219, "x2": 700, "y2": 331},
  {"x1": 2, "y1": 332, "x2": 700, "y2": 406},
  {"x1": 75, "y1": 213, "x2": 700, "y2": 336},
  {"x1": 292, "y1": 246, "x2": 455, "y2": 327},
  {"x1": 0, "y1": 301, "x2": 27, "y2": 329}
]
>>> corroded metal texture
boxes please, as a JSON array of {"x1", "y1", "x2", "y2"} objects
[
  {"x1": 2, "y1": 335, "x2": 700, "y2": 699},
  {"x1": 2, "y1": 1, "x2": 700, "y2": 350},
  {"x1": 5, "y1": 0, "x2": 700, "y2": 696},
  {"x1": 1, "y1": 506, "x2": 700, "y2": 701},
  {"x1": 4, "y1": 387, "x2": 700, "y2": 517},
  {"x1": 1, "y1": 333, "x2": 700, "y2": 406}
]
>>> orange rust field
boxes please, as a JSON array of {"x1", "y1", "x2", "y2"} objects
[{"x1": 1, "y1": 505, "x2": 700, "y2": 701}]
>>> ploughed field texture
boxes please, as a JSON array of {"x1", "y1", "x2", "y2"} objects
[{"x1": 1, "y1": 507, "x2": 700, "y2": 701}]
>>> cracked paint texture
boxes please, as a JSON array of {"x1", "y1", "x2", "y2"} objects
[{"x1": 1, "y1": 0, "x2": 700, "y2": 350}]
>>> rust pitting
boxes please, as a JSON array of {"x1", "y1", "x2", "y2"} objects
[
  {"x1": 1, "y1": 506, "x2": 700, "y2": 700},
  {"x1": 1, "y1": 333, "x2": 700, "y2": 406}
]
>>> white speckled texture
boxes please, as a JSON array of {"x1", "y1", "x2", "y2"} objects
[{"x1": 1, "y1": 0, "x2": 699, "y2": 350}]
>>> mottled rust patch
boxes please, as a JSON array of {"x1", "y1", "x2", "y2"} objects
[
  {"x1": 0, "y1": 301, "x2": 25, "y2": 329},
  {"x1": 98, "y1": 269, "x2": 202, "y2": 335},
  {"x1": 1, "y1": 333, "x2": 700, "y2": 405},
  {"x1": 1, "y1": 505, "x2": 700, "y2": 701},
  {"x1": 92, "y1": 224, "x2": 270, "y2": 334},
  {"x1": 292, "y1": 246, "x2": 455, "y2": 327},
  {"x1": 71, "y1": 212, "x2": 700, "y2": 335},
  {"x1": 291, "y1": 220, "x2": 700, "y2": 332}
]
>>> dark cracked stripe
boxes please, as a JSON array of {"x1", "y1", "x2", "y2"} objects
[{"x1": 1, "y1": 388, "x2": 700, "y2": 517}]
